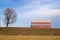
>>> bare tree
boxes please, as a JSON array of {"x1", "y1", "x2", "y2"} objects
[{"x1": 4, "y1": 8, "x2": 17, "y2": 27}]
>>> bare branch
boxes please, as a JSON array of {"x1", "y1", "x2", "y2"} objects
[{"x1": 4, "y1": 8, "x2": 17, "y2": 27}]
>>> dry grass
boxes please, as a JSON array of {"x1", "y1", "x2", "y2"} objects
[
  {"x1": 0, "y1": 27, "x2": 60, "y2": 40},
  {"x1": 0, "y1": 35, "x2": 60, "y2": 40},
  {"x1": 0, "y1": 28, "x2": 60, "y2": 35}
]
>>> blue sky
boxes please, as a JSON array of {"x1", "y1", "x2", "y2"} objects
[{"x1": 0, "y1": 0, "x2": 60, "y2": 28}]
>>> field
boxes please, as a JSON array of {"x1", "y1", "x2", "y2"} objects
[
  {"x1": 0, "y1": 27, "x2": 60, "y2": 35},
  {"x1": 0, "y1": 35, "x2": 60, "y2": 40},
  {"x1": 0, "y1": 27, "x2": 60, "y2": 40}
]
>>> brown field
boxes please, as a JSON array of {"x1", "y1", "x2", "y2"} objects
[
  {"x1": 0, "y1": 35, "x2": 60, "y2": 40},
  {"x1": 0, "y1": 27, "x2": 60, "y2": 35},
  {"x1": 0, "y1": 27, "x2": 60, "y2": 40}
]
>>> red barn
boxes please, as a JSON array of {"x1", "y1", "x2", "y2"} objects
[{"x1": 31, "y1": 18, "x2": 51, "y2": 28}]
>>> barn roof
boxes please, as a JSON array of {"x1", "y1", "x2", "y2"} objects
[{"x1": 31, "y1": 18, "x2": 51, "y2": 22}]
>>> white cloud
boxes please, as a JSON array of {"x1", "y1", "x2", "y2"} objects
[
  {"x1": 20, "y1": 4, "x2": 60, "y2": 18},
  {"x1": 15, "y1": 0, "x2": 60, "y2": 22}
]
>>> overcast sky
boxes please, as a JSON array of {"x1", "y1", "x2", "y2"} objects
[{"x1": 0, "y1": 0, "x2": 60, "y2": 28}]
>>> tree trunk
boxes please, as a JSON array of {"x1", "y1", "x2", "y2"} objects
[
  {"x1": 6, "y1": 23, "x2": 8, "y2": 28},
  {"x1": 6, "y1": 18, "x2": 9, "y2": 28}
]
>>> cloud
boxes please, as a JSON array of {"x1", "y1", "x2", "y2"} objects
[
  {"x1": 19, "y1": 4, "x2": 60, "y2": 18},
  {"x1": 15, "y1": 0, "x2": 60, "y2": 17}
]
